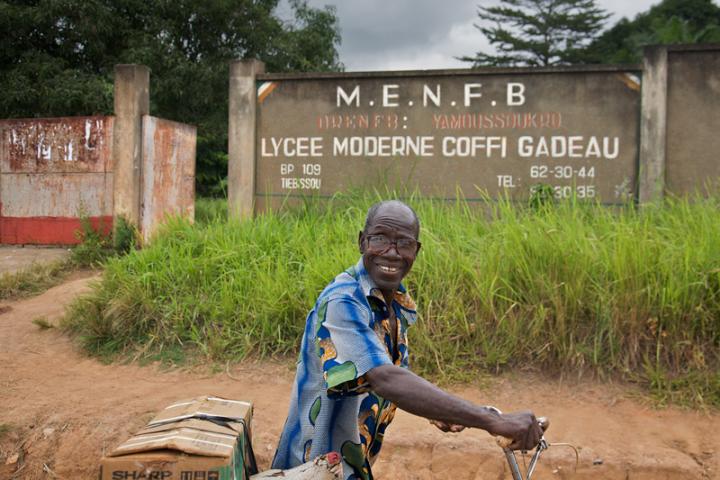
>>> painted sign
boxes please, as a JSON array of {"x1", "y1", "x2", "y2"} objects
[{"x1": 254, "y1": 68, "x2": 641, "y2": 209}]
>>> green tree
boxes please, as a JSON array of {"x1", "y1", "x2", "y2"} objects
[
  {"x1": 0, "y1": 0, "x2": 342, "y2": 195},
  {"x1": 584, "y1": 0, "x2": 720, "y2": 64},
  {"x1": 459, "y1": 0, "x2": 610, "y2": 67}
]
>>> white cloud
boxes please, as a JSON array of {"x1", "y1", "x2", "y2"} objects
[
  {"x1": 291, "y1": 0, "x2": 717, "y2": 71},
  {"x1": 339, "y1": 12, "x2": 494, "y2": 71}
]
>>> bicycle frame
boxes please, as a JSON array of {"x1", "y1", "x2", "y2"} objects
[
  {"x1": 487, "y1": 405, "x2": 551, "y2": 480},
  {"x1": 503, "y1": 438, "x2": 549, "y2": 480}
]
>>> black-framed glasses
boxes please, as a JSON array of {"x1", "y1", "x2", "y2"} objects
[{"x1": 365, "y1": 234, "x2": 420, "y2": 255}]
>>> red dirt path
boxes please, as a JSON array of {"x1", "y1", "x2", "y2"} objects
[{"x1": 0, "y1": 276, "x2": 717, "y2": 479}]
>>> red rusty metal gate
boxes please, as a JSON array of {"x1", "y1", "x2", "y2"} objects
[{"x1": 0, "y1": 116, "x2": 114, "y2": 244}]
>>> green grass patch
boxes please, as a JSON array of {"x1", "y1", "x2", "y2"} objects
[
  {"x1": 644, "y1": 363, "x2": 720, "y2": 408},
  {"x1": 70, "y1": 214, "x2": 138, "y2": 267},
  {"x1": 62, "y1": 192, "x2": 720, "y2": 407},
  {"x1": 32, "y1": 316, "x2": 54, "y2": 329},
  {"x1": 0, "y1": 260, "x2": 71, "y2": 301}
]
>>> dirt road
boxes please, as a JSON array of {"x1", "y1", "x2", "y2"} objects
[{"x1": 0, "y1": 276, "x2": 717, "y2": 479}]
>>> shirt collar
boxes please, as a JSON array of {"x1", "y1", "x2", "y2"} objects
[
  {"x1": 349, "y1": 258, "x2": 417, "y2": 324},
  {"x1": 352, "y1": 257, "x2": 379, "y2": 298}
]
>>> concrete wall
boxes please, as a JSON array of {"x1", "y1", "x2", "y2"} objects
[
  {"x1": 229, "y1": 44, "x2": 720, "y2": 215},
  {"x1": 113, "y1": 65, "x2": 149, "y2": 229},
  {"x1": 0, "y1": 64, "x2": 197, "y2": 245},
  {"x1": 141, "y1": 116, "x2": 196, "y2": 242},
  {"x1": 665, "y1": 45, "x2": 720, "y2": 196},
  {"x1": 0, "y1": 116, "x2": 114, "y2": 244},
  {"x1": 228, "y1": 60, "x2": 264, "y2": 219}
]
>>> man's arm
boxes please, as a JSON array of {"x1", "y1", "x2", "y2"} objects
[{"x1": 365, "y1": 364, "x2": 542, "y2": 451}]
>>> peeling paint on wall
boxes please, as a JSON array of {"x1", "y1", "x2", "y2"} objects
[
  {"x1": 0, "y1": 116, "x2": 113, "y2": 173},
  {"x1": 0, "y1": 107, "x2": 199, "y2": 245}
]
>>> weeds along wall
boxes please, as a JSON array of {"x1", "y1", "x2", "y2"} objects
[
  {"x1": 0, "y1": 65, "x2": 196, "y2": 245},
  {"x1": 228, "y1": 44, "x2": 720, "y2": 217}
]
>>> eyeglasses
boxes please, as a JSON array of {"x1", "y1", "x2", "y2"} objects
[{"x1": 365, "y1": 234, "x2": 420, "y2": 255}]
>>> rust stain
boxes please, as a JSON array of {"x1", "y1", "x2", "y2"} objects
[
  {"x1": 154, "y1": 120, "x2": 180, "y2": 215},
  {"x1": 1, "y1": 116, "x2": 113, "y2": 173},
  {"x1": 141, "y1": 117, "x2": 196, "y2": 241}
]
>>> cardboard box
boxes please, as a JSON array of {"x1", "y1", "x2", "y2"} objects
[{"x1": 100, "y1": 396, "x2": 256, "y2": 480}]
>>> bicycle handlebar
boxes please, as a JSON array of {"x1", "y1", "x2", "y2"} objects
[{"x1": 495, "y1": 416, "x2": 549, "y2": 450}]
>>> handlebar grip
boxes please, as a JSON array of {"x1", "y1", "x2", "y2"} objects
[{"x1": 495, "y1": 416, "x2": 549, "y2": 449}]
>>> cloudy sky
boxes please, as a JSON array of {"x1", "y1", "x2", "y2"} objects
[{"x1": 287, "y1": 0, "x2": 682, "y2": 71}]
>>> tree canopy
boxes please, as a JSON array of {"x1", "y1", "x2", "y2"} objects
[
  {"x1": 0, "y1": 0, "x2": 342, "y2": 195},
  {"x1": 459, "y1": 0, "x2": 610, "y2": 67},
  {"x1": 583, "y1": 0, "x2": 720, "y2": 64}
]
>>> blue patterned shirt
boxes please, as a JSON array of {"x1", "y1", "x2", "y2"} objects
[{"x1": 272, "y1": 258, "x2": 417, "y2": 480}]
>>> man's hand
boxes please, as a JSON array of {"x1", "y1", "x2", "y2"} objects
[
  {"x1": 429, "y1": 419, "x2": 465, "y2": 433},
  {"x1": 488, "y1": 410, "x2": 543, "y2": 451}
]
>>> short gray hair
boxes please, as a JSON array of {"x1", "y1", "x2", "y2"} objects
[{"x1": 363, "y1": 200, "x2": 420, "y2": 238}]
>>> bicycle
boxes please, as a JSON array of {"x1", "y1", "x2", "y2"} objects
[{"x1": 252, "y1": 408, "x2": 577, "y2": 480}]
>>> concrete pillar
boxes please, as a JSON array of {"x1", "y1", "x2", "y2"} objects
[
  {"x1": 113, "y1": 64, "x2": 150, "y2": 227},
  {"x1": 638, "y1": 46, "x2": 668, "y2": 204},
  {"x1": 228, "y1": 59, "x2": 264, "y2": 220}
]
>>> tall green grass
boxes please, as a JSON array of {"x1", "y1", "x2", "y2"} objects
[
  {"x1": 62, "y1": 193, "x2": 720, "y2": 406},
  {"x1": 195, "y1": 197, "x2": 228, "y2": 224}
]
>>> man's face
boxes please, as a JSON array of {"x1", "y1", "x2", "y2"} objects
[{"x1": 359, "y1": 204, "x2": 420, "y2": 294}]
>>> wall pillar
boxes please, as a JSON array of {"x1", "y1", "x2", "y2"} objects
[
  {"x1": 113, "y1": 64, "x2": 150, "y2": 228},
  {"x1": 228, "y1": 59, "x2": 264, "y2": 220},
  {"x1": 638, "y1": 46, "x2": 668, "y2": 204}
]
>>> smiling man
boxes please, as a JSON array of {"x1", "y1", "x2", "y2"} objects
[{"x1": 272, "y1": 200, "x2": 542, "y2": 479}]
